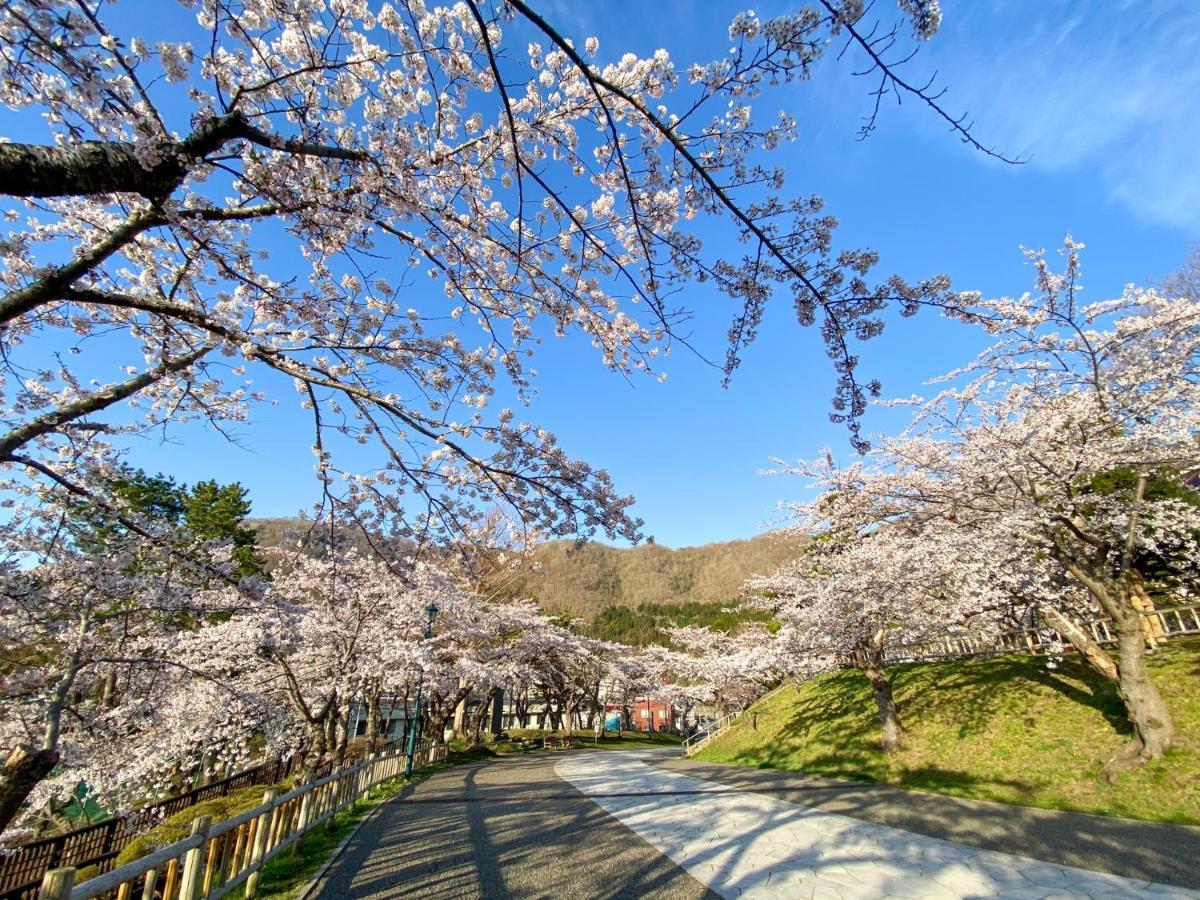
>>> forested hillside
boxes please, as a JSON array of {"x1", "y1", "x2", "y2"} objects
[
  {"x1": 250, "y1": 520, "x2": 805, "y2": 622},
  {"x1": 481, "y1": 532, "x2": 807, "y2": 620}
]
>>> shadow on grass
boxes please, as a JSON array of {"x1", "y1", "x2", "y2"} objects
[
  {"x1": 717, "y1": 653, "x2": 1132, "y2": 791},
  {"x1": 894, "y1": 654, "x2": 1130, "y2": 739}
]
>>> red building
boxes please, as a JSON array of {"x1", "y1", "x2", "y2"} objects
[{"x1": 630, "y1": 698, "x2": 675, "y2": 732}]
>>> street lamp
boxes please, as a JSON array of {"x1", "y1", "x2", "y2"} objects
[{"x1": 404, "y1": 601, "x2": 439, "y2": 777}]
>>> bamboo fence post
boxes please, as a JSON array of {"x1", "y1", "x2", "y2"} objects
[
  {"x1": 177, "y1": 815, "x2": 212, "y2": 900},
  {"x1": 243, "y1": 790, "x2": 277, "y2": 898},
  {"x1": 162, "y1": 857, "x2": 180, "y2": 900},
  {"x1": 140, "y1": 867, "x2": 158, "y2": 900},
  {"x1": 201, "y1": 832, "x2": 222, "y2": 895},
  {"x1": 297, "y1": 791, "x2": 314, "y2": 833},
  {"x1": 39, "y1": 867, "x2": 75, "y2": 900}
]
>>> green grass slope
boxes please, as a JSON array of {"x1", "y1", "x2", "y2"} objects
[{"x1": 696, "y1": 637, "x2": 1200, "y2": 823}]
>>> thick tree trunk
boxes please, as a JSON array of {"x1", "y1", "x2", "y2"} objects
[
  {"x1": 550, "y1": 697, "x2": 565, "y2": 731},
  {"x1": 333, "y1": 709, "x2": 350, "y2": 766},
  {"x1": 856, "y1": 652, "x2": 903, "y2": 753},
  {"x1": 452, "y1": 678, "x2": 470, "y2": 740},
  {"x1": 301, "y1": 722, "x2": 329, "y2": 782},
  {"x1": 364, "y1": 691, "x2": 382, "y2": 749},
  {"x1": 516, "y1": 693, "x2": 529, "y2": 728},
  {"x1": 0, "y1": 746, "x2": 60, "y2": 835},
  {"x1": 1104, "y1": 604, "x2": 1175, "y2": 779}
]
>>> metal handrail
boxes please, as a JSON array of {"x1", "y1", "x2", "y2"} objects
[{"x1": 681, "y1": 681, "x2": 796, "y2": 757}]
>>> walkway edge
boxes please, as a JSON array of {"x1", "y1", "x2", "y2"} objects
[{"x1": 295, "y1": 790, "x2": 397, "y2": 900}]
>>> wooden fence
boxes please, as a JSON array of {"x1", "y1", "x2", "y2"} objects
[
  {"x1": 37, "y1": 742, "x2": 444, "y2": 900},
  {"x1": 886, "y1": 603, "x2": 1200, "y2": 665},
  {"x1": 0, "y1": 755, "x2": 313, "y2": 900},
  {"x1": 0, "y1": 747, "x2": 349, "y2": 900}
]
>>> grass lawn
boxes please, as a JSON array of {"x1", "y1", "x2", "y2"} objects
[{"x1": 696, "y1": 637, "x2": 1200, "y2": 824}]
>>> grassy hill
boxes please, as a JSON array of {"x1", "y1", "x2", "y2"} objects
[
  {"x1": 251, "y1": 519, "x2": 806, "y2": 622},
  {"x1": 696, "y1": 637, "x2": 1200, "y2": 824}
]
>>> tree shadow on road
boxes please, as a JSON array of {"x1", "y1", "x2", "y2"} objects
[{"x1": 311, "y1": 755, "x2": 720, "y2": 899}]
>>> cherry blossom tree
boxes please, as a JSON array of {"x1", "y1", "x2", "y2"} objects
[
  {"x1": 771, "y1": 243, "x2": 1200, "y2": 772},
  {"x1": 0, "y1": 0, "x2": 1000, "y2": 558},
  {"x1": 748, "y1": 524, "x2": 997, "y2": 750},
  {"x1": 174, "y1": 549, "x2": 462, "y2": 777},
  {"x1": 643, "y1": 623, "x2": 788, "y2": 718},
  {"x1": 0, "y1": 522, "x2": 253, "y2": 837}
]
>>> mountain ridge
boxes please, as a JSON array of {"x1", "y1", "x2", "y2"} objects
[{"x1": 248, "y1": 519, "x2": 806, "y2": 620}]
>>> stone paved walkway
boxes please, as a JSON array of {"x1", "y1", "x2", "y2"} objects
[{"x1": 556, "y1": 751, "x2": 1199, "y2": 899}]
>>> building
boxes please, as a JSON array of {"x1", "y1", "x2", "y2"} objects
[{"x1": 629, "y1": 697, "x2": 676, "y2": 732}]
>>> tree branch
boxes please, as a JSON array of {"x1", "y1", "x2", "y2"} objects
[{"x1": 0, "y1": 342, "x2": 215, "y2": 460}]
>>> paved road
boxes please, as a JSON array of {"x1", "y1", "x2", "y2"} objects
[
  {"x1": 559, "y1": 752, "x2": 1200, "y2": 899},
  {"x1": 309, "y1": 751, "x2": 718, "y2": 899},
  {"x1": 313, "y1": 750, "x2": 1200, "y2": 899},
  {"x1": 655, "y1": 756, "x2": 1200, "y2": 891}
]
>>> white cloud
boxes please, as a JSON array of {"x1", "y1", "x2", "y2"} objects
[{"x1": 926, "y1": 0, "x2": 1200, "y2": 232}]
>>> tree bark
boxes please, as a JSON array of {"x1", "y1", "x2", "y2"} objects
[
  {"x1": 1052, "y1": 478, "x2": 1176, "y2": 777},
  {"x1": 515, "y1": 689, "x2": 529, "y2": 728},
  {"x1": 333, "y1": 708, "x2": 350, "y2": 766},
  {"x1": 0, "y1": 746, "x2": 60, "y2": 835},
  {"x1": 364, "y1": 690, "x2": 382, "y2": 749},
  {"x1": 855, "y1": 648, "x2": 903, "y2": 752},
  {"x1": 300, "y1": 719, "x2": 329, "y2": 782},
  {"x1": 1041, "y1": 607, "x2": 1119, "y2": 682},
  {"x1": 451, "y1": 678, "x2": 470, "y2": 740},
  {"x1": 0, "y1": 112, "x2": 366, "y2": 200},
  {"x1": 1128, "y1": 569, "x2": 1165, "y2": 645},
  {"x1": 1104, "y1": 602, "x2": 1175, "y2": 779}
]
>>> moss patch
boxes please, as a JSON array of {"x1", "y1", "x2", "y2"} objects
[
  {"x1": 115, "y1": 783, "x2": 289, "y2": 866},
  {"x1": 696, "y1": 637, "x2": 1200, "y2": 823}
]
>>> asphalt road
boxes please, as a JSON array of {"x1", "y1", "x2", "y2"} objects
[
  {"x1": 309, "y1": 752, "x2": 719, "y2": 899},
  {"x1": 311, "y1": 750, "x2": 1200, "y2": 898}
]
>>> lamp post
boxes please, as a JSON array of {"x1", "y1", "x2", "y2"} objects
[
  {"x1": 645, "y1": 694, "x2": 652, "y2": 736},
  {"x1": 404, "y1": 601, "x2": 439, "y2": 778}
]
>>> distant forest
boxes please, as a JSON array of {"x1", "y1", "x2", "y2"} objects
[
  {"x1": 482, "y1": 531, "x2": 807, "y2": 620},
  {"x1": 587, "y1": 601, "x2": 775, "y2": 647},
  {"x1": 251, "y1": 519, "x2": 805, "y2": 627}
]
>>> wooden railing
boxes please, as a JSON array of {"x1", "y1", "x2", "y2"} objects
[
  {"x1": 887, "y1": 603, "x2": 1200, "y2": 665},
  {"x1": 681, "y1": 682, "x2": 796, "y2": 757},
  {"x1": 0, "y1": 755, "x2": 313, "y2": 900},
  {"x1": 1, "y1": 738, "x2": 413, "y2": 900},
  {"x1": 36, "y1": 741, "x2": 445, "y2": 900}
]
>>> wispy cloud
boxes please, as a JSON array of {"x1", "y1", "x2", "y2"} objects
[{"x1": 927, "y1": 0, "x2": 1200, "y2": 232}]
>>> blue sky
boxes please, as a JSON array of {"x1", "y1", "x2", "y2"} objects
[{"x1": 31, "y1": 0, "x2": 1200, "y2": 548}]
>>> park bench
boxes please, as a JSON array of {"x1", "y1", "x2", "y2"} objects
[{"x1": 541, "y1": 736, "x2": 577, "y2": 751}]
